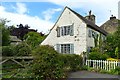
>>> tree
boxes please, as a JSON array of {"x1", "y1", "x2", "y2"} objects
[
  {"x1": 114, "y1": 20, "x2": 120, "y2": 59},
  {"x1": 24, "y1": 32, "x2": 46, "y2": 49},
  {"x1": 104, "y1": 20, "x2": 120, "y2": 58},
  {"x1": 0, "y1": 19, "x2": 10, "y2": 46}
]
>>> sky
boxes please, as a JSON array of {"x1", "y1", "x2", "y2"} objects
[{"x1": 0, "y1": 0, "x2": 119, "y2": 34}]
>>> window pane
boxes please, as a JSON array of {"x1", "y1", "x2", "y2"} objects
[
  {"x1": 60, "y1": 24, "x2": 74, "y2": 36},
  {"x1": 88, "y1": 30, "x2": 92, "y2": 37},
  {"x1": 60, "y1": 44, "x2": 74, "y2": 54},
  {"x1": 70, "y1": 25, "x2": 74, "y2": 36},
  {"x1": 57, "y1": 27, "x2": 60, "y2": 37}
]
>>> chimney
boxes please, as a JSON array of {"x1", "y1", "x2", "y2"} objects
[
  {"x1": 85, "y1": 10, "x2": 96, "y2": 24},
  {"x1": 110, "y1": 15, "x2": 116, "y2": 20}
]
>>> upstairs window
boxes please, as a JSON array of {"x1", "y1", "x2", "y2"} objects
[
  {"x1": 57, "y1": 24, "x2": 74, "y2": 37},
  {"x1": 88, "y1": 29, "x2": 92, "y2": 37},
  {"x1": 92, "y1": 31, "x2": 98, "y2": 38}
]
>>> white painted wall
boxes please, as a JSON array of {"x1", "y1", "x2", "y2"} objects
[
  {"x1": 41, "y1": 8, "x2": 87, "y2": 55},
  {"x1": 41, "y1": 7, "x2": 106, "y2": 55}
]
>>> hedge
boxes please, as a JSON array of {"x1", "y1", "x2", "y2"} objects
[{"x1": 30, "y1": 45, "x2": 83, "y2": 79}]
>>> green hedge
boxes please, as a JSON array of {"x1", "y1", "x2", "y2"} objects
[
  {"x1": 31, "y1": 45, "x2": 65, "y2": 79},
  {"x1": 89, "y1": 52, "x2": 109, "y2": 60},
  {"x1": 2, "y1": 42, "x2": 32, "y2": 56},
  {"x1": 14, "y1": 42, "x2": 31, "y2": 56},
  {"x1": 60, "y1": 54, "x2": 83, "y2": 71},
  {"x1": 30, "y1": 45, "x2": 83, "y2": 79},
  {"x1": 2, "y1": 46, "x2": 15, "y2": 56}
]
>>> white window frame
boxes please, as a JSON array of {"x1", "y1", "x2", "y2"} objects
[
  {"x1": 57, "y1": 24, "x2": 74, "y2": 37},
  {"x1": 56, "y1": 44, "x2": 74, "y2": 54}
]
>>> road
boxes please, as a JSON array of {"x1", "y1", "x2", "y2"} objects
[{"x1": 68, "y1": 71, "x2": 120, "y2": 80}]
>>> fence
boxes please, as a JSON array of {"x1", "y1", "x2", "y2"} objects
[{"x1": 86, "y1": 60, "x2": 120, "y2": 71}]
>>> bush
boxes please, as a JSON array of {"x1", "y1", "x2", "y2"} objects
[
  {"x1": 115, "y1": 66, "x2": 120, "y2": 75},
  {"x1": 2, "y1": 46, "x2": 15, "y2": 56},
  {"x1": 14, "y1": 42, "x2": 31, "y2": 56},
  {"x1": 81, "y1": 65, "x2": 88, "y2": 70},
  {"x1": 61, "y1": 54, "x2": 83, "y2": 72},
  {"x1": 31, "y1": 45, "x2": 65, "y2": 79},
  {"x1": 109, "y1": 69, "x2": 117, "y2": 75},
  {"x1": 89, "y1": 52, "x2": 101, "y2": 60},
  {"x1": 100, "y1": 54, "x2": 109, "y2": 60},
  {"x1": 69, "y1": 54, "x2": 83, "y2": 71},
  {"x1": 89, "y1": 52, "x2": 108, "y2": 60},
  {"x1": 30, "y1": 45, "x2": 83, "y2": 79},
  {"x1": 106, "y1": 52, "x2": 116, "y2": 58},
  {"x1": 99, "y1": 69, "x2": 109, "y2": 74}
]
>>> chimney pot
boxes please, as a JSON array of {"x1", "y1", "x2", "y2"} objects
[{"x1": 110, "y1": 15, "x2": 116, "y2": 20}]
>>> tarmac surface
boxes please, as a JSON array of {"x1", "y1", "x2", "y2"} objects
[{"x1": 68, "y1": 71, "x2": 120, "y2": 80}]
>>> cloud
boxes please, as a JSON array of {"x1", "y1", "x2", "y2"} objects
[
  {"x1": 47, "y1": 0, "x2": 119, "y2": 26},
  {"x1": 0, "y1": 3, "x2": 54, "y2": 34},
  {"x1": 15, "y1": 2, "x2": 28, "y2": 14},
  {"x1": 42, "y1": 8, "x2": 62, "y2": 21}
]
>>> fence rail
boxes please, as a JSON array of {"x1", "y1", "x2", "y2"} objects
[{"x1": 86, "y1": 60, "x2": 120, "y2": 71}]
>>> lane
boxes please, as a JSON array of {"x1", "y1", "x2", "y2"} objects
[{"x1": 68, "y1": 71, "x2": 120, "y2": 79}]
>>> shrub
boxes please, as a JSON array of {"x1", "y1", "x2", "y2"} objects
[
  {"x1": 61, "y1": 54, "x2": 83, "y2": 72},
  {"x1": 30, "y1": 45, "x2": 83, "y2": 79},
  {"x1": 31, "y1": 45, "x2": 65, "y2": 79},
  {"x1": 89, "y1": 52, "x2": 108, "y2": 60},
  {"x1": 69, "y1": 54, "x2": 83, "y2": 71},
  {"x1": 115, "y1": 66, "x2": 120, "y2": 75},
  {"x1": 106, "y1": 52, "x2": 116, "y2": 58},
  {"x1": 14, "y1": 42, "x2": 31, "y2": 56},
  {"x1": 109, "y1": 69, "x2": 117, "y2": 75},
  {"x1": 99, "y1": 69, "x2": 109, "y2": 74},
  {"x1": 88, "y1": 67, "x2": 95, "y2": 72},
  {"x1": 81, "y1": 65, "x2": 88, "y2": 70},
  {"x1": 100, "y1": 54, "x2": 109, "y2": 60},
  {"x1": 2, "y1": 46, "x2": 15, "y2": 56},
  {"x1": 89, "y1": 52, "x2": 101, "y2": 60}
]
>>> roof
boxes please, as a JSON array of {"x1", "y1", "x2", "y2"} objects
[
  {"x1": 66, "y1": 7, "x2": 108, "y2": 35},
  {"x1": 100, "y1": 18, "x2": 119, "y2": 34},
  {"x1": 10, "y1": 36, "x2": 22, "y2": 42}
]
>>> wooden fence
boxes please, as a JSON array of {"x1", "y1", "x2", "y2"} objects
[{"x1": 86, "y1": 60, "x2": 120, "y2": 71}]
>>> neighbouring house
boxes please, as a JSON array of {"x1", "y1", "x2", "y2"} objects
[
  {"x1": 100, "y1": 15, "x2": 119, "y2": 34},
  {"x1": 41, "y1": 6, "x2": 107, "y2": 55},
  {"x1": 10, "y1": 36, "x2": 22, "y2": 45},
  {"x1": 10, "y1": 24, "x2": 37, "y2": 40}
]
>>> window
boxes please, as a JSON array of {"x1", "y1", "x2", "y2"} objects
[
  {"x1": 88, "y1": 29, "x2": 92, "y2": 37},
  {"x1": 101, "y1": 34, "x2": 106, "y2": 41},
  {"x1": 57, "y1": 27, "x2": 60, "y2": 37},
  {"x1": 57, "y1": 24, "x2": 74, "y2": 37},
  {"x1": 92, "y1": 31, "x2": 98, "y2": 38},
  {"x1": 56, "y1": 44, "x2": 74, "y2": 54},
  {"x1": 87, "y1": 47, "x2": 93, "y2": 52}
]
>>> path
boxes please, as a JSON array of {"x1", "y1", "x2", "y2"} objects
[{"x1": 68, "y1": 71, "x2": 120, "y2": 80}]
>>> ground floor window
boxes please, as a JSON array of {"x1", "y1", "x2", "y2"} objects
[
  {"x1": 56, "y1": 44, "x2": 74, "y2": 54},
  {"x1": 87, "y1": 46, "x2": 93, "y2": 52}
]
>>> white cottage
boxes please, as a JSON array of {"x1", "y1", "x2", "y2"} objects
[{"x1": 41, "y1": 7, "x2": 107, "y2": 55}]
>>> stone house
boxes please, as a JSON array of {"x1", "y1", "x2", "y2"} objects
[
  {"x1": 100, "y1": 15, "x2": 119, "y2": 34},
  {"x1": 41, "y1": 7, "x2": 107, "y2": 55},
  {"x1": 10, "y1": 36, "x2": 22, "y2": 45}
]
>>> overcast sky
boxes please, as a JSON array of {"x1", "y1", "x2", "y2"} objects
[{"x1": 0, "y1": 0, "x2": 119, "y2": 34}]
